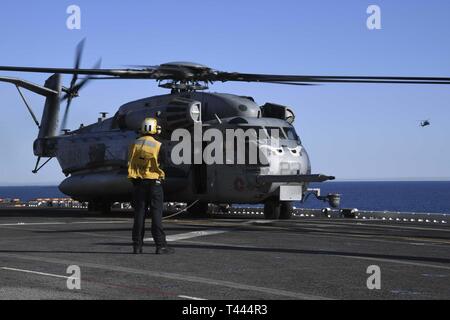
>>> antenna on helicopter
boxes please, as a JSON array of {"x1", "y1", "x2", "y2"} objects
[{"x1": 214, "y1": 114, "x2": 223, "y2": 124}]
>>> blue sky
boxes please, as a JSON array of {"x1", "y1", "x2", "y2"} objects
[{"x1": 0, "y1": 0, "x2": 449, "y2": 185}]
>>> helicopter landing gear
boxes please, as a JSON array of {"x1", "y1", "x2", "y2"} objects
[
  {"x1": 279, "y1": 201, "x2": 294, "y2": 220},
  {"x1": 88, "y1": 201, "x2": 111, "y2": 215},
  {"x1": 264, "y1": 199, "x2": 280, "y2": 220},
  {"x1": 187, "y1": 201, "x2": 210, "y2": 218},
  {"x1": 264, "y1": 200, "x2": 294, "y2": 220}
]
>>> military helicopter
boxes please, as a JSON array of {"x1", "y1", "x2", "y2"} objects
[
  {"x1": 1, "y1": 41, "x2": 450, "y2": 219},
  {"x1": 420, "y1": 119, "x2": 431, "y2": 127}
]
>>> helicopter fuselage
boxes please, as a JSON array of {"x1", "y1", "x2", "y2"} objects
[{"x1": 44, "y1": 92, "x2": 316, "y2": 206}]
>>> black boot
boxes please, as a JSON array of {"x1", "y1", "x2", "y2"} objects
[
  {"x1": 133, "y1": 244, "x2": 143, "y2": 254},
  {"x1": 155, "y1": 246, "x2": 175, "y2": 255}
]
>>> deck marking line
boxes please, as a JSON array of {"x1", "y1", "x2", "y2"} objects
[
  {"x1": 144, "y1": 219, "x2": 273, "y2": 242},
  {"x1": 144, "y1": 230, "x2": 227, "y2": 242},
  {"x1": 178, "y1": 295, "x2": 207, "y2": 300},
  {"x1": 0, "y1": 221, "x2": 128, "y2": 227},
  {"x1": 1, "y1": 267, "x2": 72, "y2": 279}
]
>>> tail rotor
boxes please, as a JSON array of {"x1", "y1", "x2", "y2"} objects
[{"x1": 60, "y1": 39, "x2": 101, "y2": 132}]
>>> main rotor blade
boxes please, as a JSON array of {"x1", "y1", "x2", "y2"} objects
[
  {"x1": 0, "y1": 66, "x2": 154, "y2": 77},
  {"x1": 257, "y1": 81, "x2": 318, "y2": 86},
  {"x1": 231, "y1": 78, "x2": 450, "y2": 85},
  {"x1": 300, "y1": 78, "x2": 450, "y2": 85},
  {"x1": 125, "y1": 65, "x2": 160, "y2": 70},
  {"x1": 214, "y1": 72, "x2": 450, "y2": 85},
  {"x1": 2, "y1": 60, "x2": 450, "y2": 85}
]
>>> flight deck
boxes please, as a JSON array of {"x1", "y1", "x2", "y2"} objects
[{"x1": 0, "y1": 208, "x2": 449, "y2": 300}]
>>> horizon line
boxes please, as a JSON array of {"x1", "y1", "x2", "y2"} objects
[{"x1": 1, "y1": 177, "x2": 450, "y2": 187}]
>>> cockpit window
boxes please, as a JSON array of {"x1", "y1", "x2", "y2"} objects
[
  {"x1": 283, "y1": 127, "x2": 299, "y2": 141},
  {"x1": 242, "y1": 126, "x2": 263, "y2": 132},
  {"x1": 230, "y1": 126, "x2": 263, "y2": 140},
  {"x1": 243, "y1": 126, "x2": 265, "y2": 135},
  {"x1": 265, "y1": 127, "x2": 286, "y2": 139}
]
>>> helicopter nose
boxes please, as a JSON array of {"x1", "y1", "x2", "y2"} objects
[{"x1": 261, "y1": 145, "x2": 310, "y2": 176}]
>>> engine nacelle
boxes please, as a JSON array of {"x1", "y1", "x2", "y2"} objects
[
  {"x1": 117, "y1": 98, "x2": 202, "y2": 133},
  {"x1": 260, "y1": 103, "x2": 295, "y2": 124}
]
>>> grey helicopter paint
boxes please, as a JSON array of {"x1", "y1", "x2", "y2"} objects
[
  {"x1": 46, "y1": 90, "x2": 315, "y2": 207},
  {"x1": 1, "y1": 41, "x2": 450, "y2": 218}
]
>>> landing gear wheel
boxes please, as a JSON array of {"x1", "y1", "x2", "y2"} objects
[
  {"x1": 264, "y1": 200, "x2": 280, "y2": 220},
  {"x1": 280, "y1": 201, "x2": 294, "y2": 220},
  {"x1": 187, "y1": 201, "x2": 210, "y2": 218}
]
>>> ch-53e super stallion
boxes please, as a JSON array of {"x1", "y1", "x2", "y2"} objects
[{"x1": 1, "y1": 40, "x2": 449, "y2": 219}]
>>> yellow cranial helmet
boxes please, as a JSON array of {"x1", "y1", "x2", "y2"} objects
[{"x1": 141, "y1": 118, "x2": 160, "y2": 135}]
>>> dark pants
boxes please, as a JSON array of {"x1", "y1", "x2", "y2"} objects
[{"x1": 132, "y1": 179, "x2": 166, "y2": 247}]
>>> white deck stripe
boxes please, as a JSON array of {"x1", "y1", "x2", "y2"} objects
[
  {"x1": 0, "y1": 222, "x2": 65, "y2": 226},
  {"x1": 144, "y1": 220, "x2": 274, "y2": 242},
  {"x1": 1, "y1": 266, "x2": 204, "y2": 300},
  {"x1": 1, "y1": 267, "x2": 71, "y2": 279},
  {"x1": 0, "y1": 221, "x2": 128, "y2": 227},
  {"x1": 178, "y1": 295, "x2": 207, "y2": 300},
  {"x1": 0, "y1": 219, "x2": 271, "y2": 228},
  {"x1": 144, "y1": 230, "x2": 227, "y2": 242}
]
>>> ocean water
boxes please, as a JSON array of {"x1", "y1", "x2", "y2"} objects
[
  {"x1": 0, "y1": 186, "x2": 65, "y2": 202},
  {"x1": 0, "y1": 181, "x2": 449, "y2": 214},
  {"x1": 304, "y1": 181, "x2": 450, "y2": 214}
]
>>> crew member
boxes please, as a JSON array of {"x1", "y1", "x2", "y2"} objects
[{"x1": 128, "y1": 117, "x2": 174, "y2": 255}]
